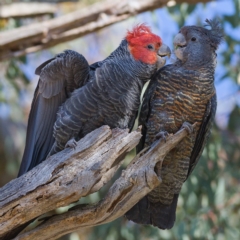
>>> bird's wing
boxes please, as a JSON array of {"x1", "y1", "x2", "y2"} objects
[
  {"x1": 47, "y1": 63, "x2": 108, "y2": 156},
  {"x1": 38, "y1": 50, "x2": 90, "y2": 98},
  {"x1": 49, "y1": 58, "x2": 146, "y2": 156},
  {"x1": 18, "y1": 50, "x2": 90, "y2": 176},
  {"x1": 187, "y1": 93, "x2": 217, "y2": 177}
]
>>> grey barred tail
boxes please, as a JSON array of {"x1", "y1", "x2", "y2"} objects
[{"x1": 126, "y1": 194, "x2": 179, "y2": 229}]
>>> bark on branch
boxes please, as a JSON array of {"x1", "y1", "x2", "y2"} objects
[
  {"x1": 0, "y1": 123, "x2": 196, "y2": 240},
  {"x1": 0, "y1": 0, "x2": 211, "y2": 61},
  {"x1": 0, "y1": 3, "x2": 57, "y2": 19},
  {"x1": 0, "y1": 126, "x2": 141, "y2": 239}
]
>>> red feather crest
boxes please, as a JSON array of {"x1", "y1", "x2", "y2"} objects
[
  {"x1": 126, "y1": 24, "x2": 152, "y2": 41},
  {"x1": 126, "y1": 24, "x2": 162, "y2": 46}
]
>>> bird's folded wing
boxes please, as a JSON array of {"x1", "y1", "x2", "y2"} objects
[
  {"x1": 187, "y1": 93, "x2": 217, "y2": 177},
  {"x1": 18, "y1": 50, "x2": 90, "y2": 176}
]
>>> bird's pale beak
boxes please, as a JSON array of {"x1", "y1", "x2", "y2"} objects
[
  {"x1": 173, "y1": 33, "x2": 187, "y2": 60},
  {"x1": 157, "y1": 43, "x2": 171, "y2": 69},
  {"x1": 173, "y1": 33, "x2": 187, "y2": 49},
  {"x1": 158, "y1": 44, "x2": 171, "y2": 58}
]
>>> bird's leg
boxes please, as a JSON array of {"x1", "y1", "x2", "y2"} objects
[
  {"x1": 65, "y1": 138, "x2": 77, "y2": 149},
  {"x1": 155, "y1": 131, "x2": 169, "y2": 142},
  {"x1": 181, "y1": 121, "x2": 194, "y2": 134}
]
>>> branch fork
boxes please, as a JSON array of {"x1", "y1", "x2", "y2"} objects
[{"x1": 0, "y1": 123, "x2": 196, "y2": 240}]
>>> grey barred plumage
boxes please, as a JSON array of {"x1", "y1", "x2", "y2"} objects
[
  {"x1": 126, "y1": 19, "x2": 223, "y2": 229},
  {"x1": 49, "y1": 40, "x2": 162, "y2": 155},
  {"x1": 18, "y1": 24, "x2": 171, "y2": 177}
]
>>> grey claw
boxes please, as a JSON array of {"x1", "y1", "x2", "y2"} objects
[
  {"x1": 181, "y1": 122, "x2": 194, "y2": 134},
  {"x1": 65, "y1": 139, "x2": 77, "y2": 149},
  {"x1": 155, "y1": 131, "x2": 169, "y2": 142}
]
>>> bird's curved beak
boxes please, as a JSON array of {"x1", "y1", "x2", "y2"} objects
[
  {"x1": 173, "y1": 33, "x2": 187, "y2": 60},
  {"x1": 157, "y1": 43, "x2": 171, "y2": 69}
]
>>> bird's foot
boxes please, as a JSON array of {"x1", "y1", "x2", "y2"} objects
[
  {"x1": 155, "y1": 131, "x2": 169, "y2": 142},
  {"x1": 181, "y1": 122, "x2": 194, "y2": 134},
  {"x1": 65, "y1": 138, "x2": 77, "y2": 149}
]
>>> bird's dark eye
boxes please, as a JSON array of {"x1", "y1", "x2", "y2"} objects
[
  {"x1": 191, "y1": 37, "x2": 196, "y2": 41},
  {"x1": 147, "y1": 44, "x2": 154, "y2": 50}
]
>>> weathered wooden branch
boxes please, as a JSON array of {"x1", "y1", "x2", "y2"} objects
[
  {"x1": 0, "y1": 123, "x2": 196, "y2": 240},
  {"x1": 0, "y1": 126, "x2": 141, "y2": 239},
  {"x1": 0, "y1": 3, "x2": 57, "y2": 19},
  {"x1": 0, "y1": 0, "x2": 211, "y2": 61}
]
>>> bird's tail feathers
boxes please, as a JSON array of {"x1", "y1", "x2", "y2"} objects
[{"x1": 125, "y1": 194, "x2": 179, "y2": 229}]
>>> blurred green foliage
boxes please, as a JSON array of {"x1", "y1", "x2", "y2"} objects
[{"x1": 0, "y1": 0, "x2": 240, "y2": 240}]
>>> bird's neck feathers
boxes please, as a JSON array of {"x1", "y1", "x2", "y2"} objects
[
  {"x1": 101, "y1": 40, "x2": 130, "y2": 63},
  {"x1": 178, "y1": 50, "x2": 217, "y2": 74}
]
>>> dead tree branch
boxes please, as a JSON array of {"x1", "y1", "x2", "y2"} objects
[
  {"x1": 0, "y1": 123, "x2": 196, "y2": 240},
  {"x1": 0, "y1": 0, "x2": 211, "y2": 61},
  {"x1": 0, "y1": 126, "x2": 141, "y2": 239},
  {"x1": 0, "y1": 3, "x2": 57, "y2": 19}
]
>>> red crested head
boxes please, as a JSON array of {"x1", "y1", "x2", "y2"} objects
[{"x1": 126, "y1": 24, "x2": 163, "y2": 65}]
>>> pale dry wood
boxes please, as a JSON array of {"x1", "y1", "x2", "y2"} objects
[
  {"x1": 0, "y1": 0, "x2": 211, "y2": 61},
  {"x1": 14, "y1": 123, "x2": 196, "y2": 240},
  {"x1": 0, "y1": 3, "x2": 57, "y2": 19},
  {"x1": 0, "y1": 126, "x2": 141, "y2": 239}
]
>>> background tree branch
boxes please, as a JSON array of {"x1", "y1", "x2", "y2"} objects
[
  {"x1": 0, "y1": 0, "x2": 211, "y2": 61},
  {"x1": 0, "y1": 3, "x2": 57, "y2": 19},
  {"x1": 0, "y1": 123, "x2": 196, "y2": 240}
]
